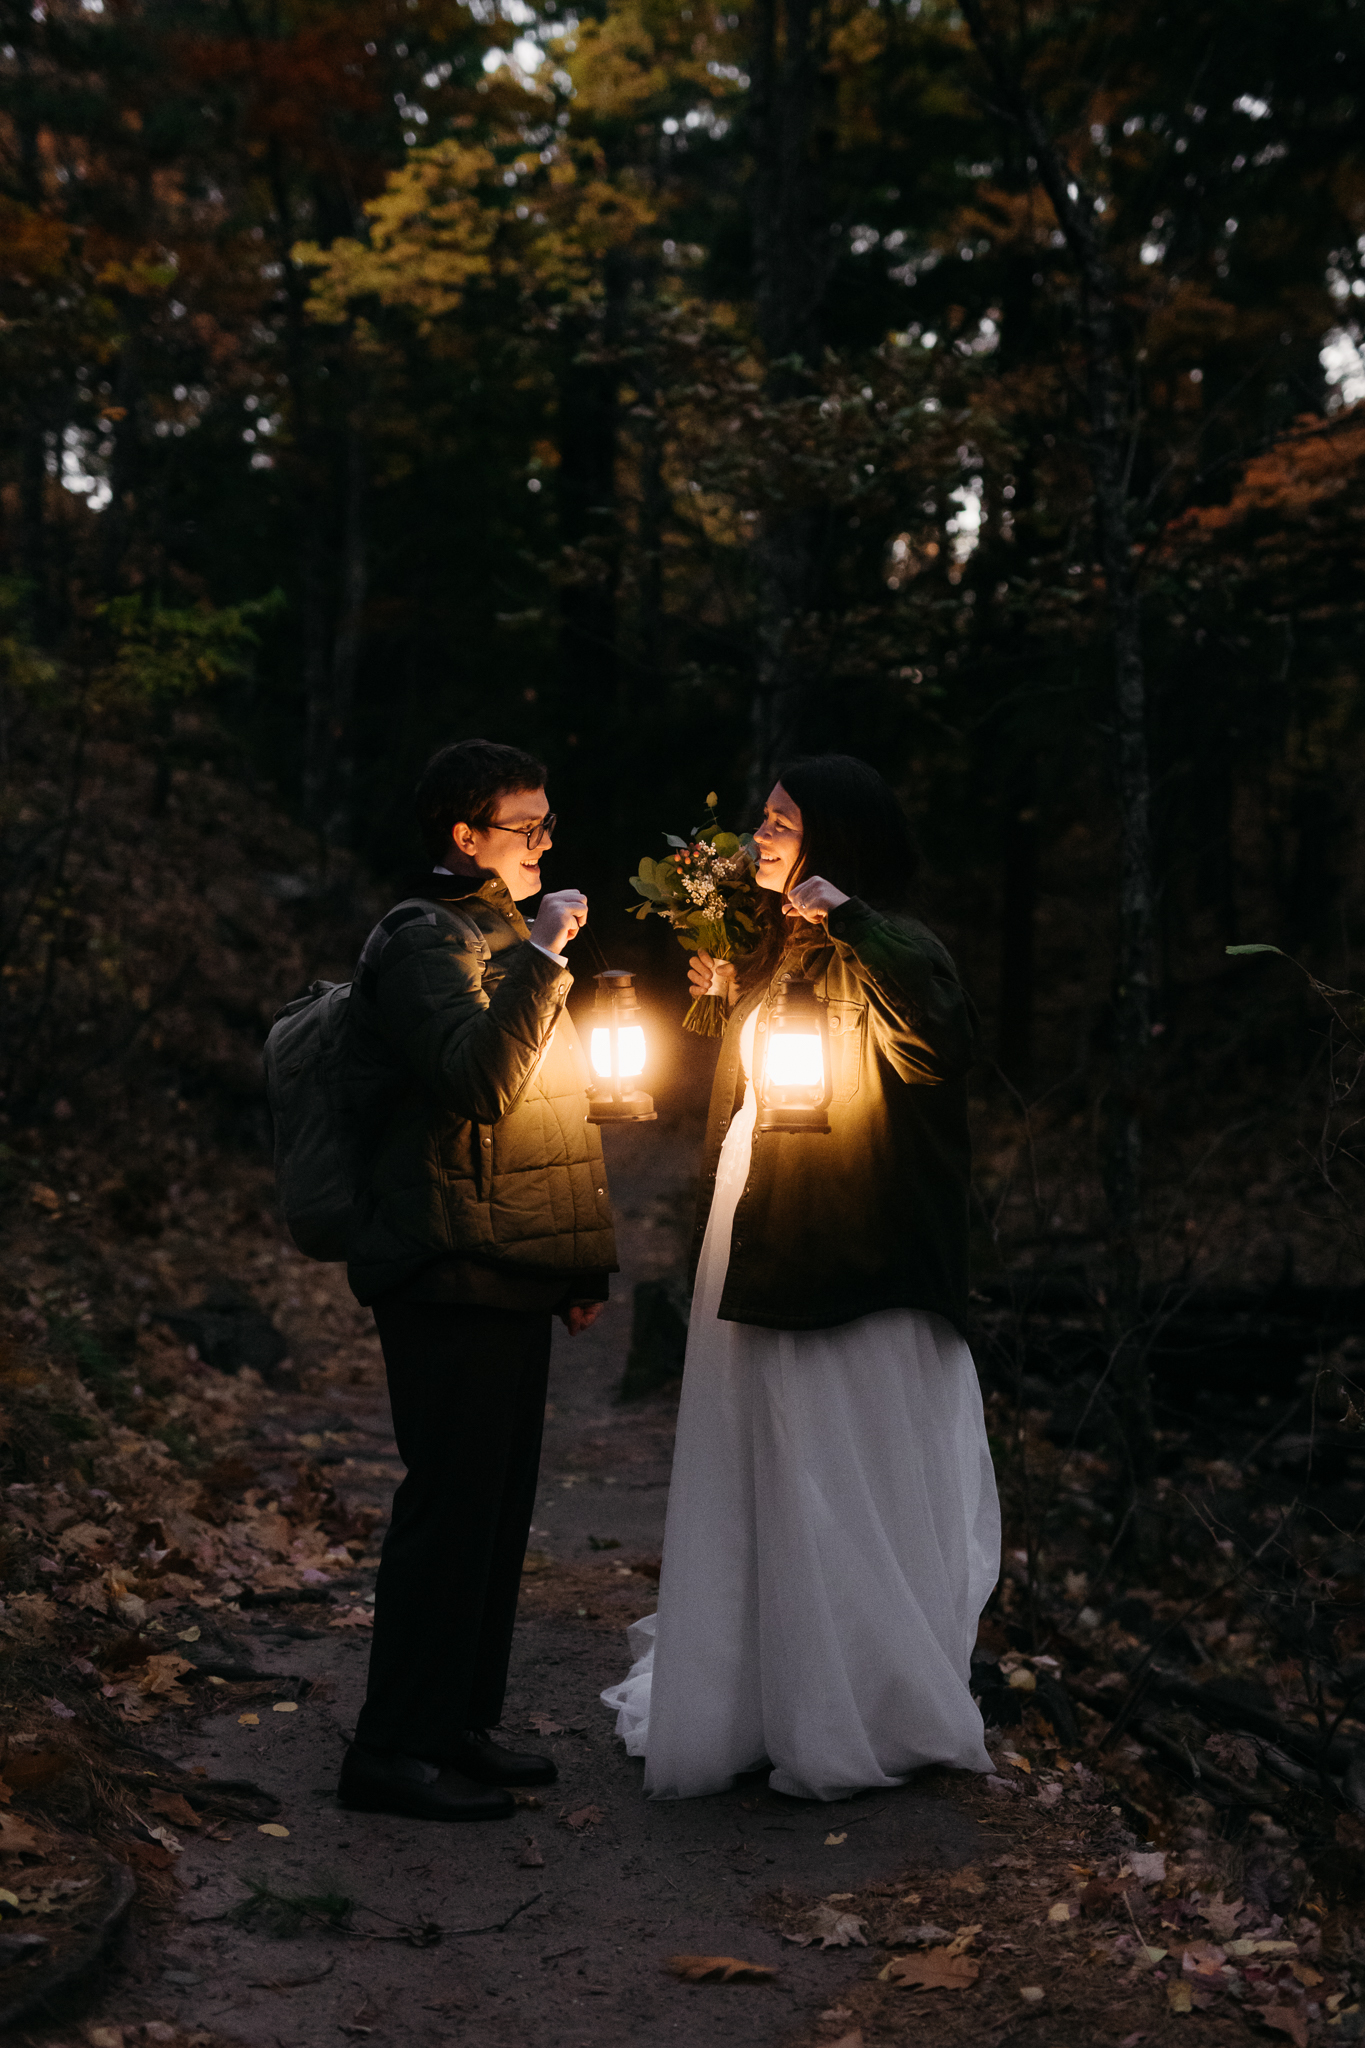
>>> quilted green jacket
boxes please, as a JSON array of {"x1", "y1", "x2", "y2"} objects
[
  {"x1": 343, "y1": 874, "x2": 618, "y2": 1306},
  {"x1": 690, "y1": 898, "x2": 976, "y2": 1333}
]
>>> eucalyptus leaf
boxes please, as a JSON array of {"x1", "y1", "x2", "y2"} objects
[
  {"x1": 1225, "y1": 943, "x2": 1283, "y2": 956},
  {"x1": 663, "y1": 834, "x2": 688, "y2": 848}
]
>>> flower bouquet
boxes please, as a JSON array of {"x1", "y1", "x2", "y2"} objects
[{"x1": 627, "y1": 794, "x2": 762, "y2": 1036}]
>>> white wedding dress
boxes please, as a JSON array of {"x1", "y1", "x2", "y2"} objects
[{"x1": 601, "y1": 1008, "x2": 1001, "y2": 1802}]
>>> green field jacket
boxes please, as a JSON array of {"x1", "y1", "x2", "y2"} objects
[
  {"x1": 690, "y1": 898, "x2": 976, "y2": 1334},
  {"x1": 343, "y1": 874, "x2": 618, "y2": 1307}
]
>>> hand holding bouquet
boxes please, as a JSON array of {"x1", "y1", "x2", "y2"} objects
[{"x1": 627, "y1": 795, "x2": 761, "y2": 1036}]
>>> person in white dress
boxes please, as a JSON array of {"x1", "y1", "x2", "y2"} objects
[{"x1": 602, "y1": 754, "x2": 1000, "y2": 1803}]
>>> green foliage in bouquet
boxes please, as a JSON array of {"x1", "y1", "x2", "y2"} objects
[{"x1": 628, "y1": 793, "x2": 762, "y2": 1036}]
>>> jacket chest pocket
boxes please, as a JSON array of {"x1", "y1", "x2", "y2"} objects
[{"x1": 826, "y1": 1000, "x2": 867, "y2": 1103}]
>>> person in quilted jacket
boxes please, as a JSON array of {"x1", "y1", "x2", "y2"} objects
[{"x1": 337, "y1": 738, "x2": 618, "y2": 1823}]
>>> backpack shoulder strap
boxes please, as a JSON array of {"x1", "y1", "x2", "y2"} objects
[{"x1": 355, "y1": 896, "x2": 489, "y2": 1001}]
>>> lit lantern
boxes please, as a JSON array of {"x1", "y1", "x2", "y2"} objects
[
  {"x1": 756, "y1": 973, "x2": 831, "y2": 1134},
  {"x1": 586, "y1": 969, "x2": 657, "y2": 1123}
]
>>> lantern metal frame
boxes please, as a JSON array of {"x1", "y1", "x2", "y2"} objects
[
  {"x1": 756, "y1": 971, "x2": 832, "y2": 1134},
  {"x1": 585, "y1": 968, "x2": 657, "y2": 1124}
]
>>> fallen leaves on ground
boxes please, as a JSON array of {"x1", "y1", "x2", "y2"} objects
[
  {"x1": 879, "y1": 1946, "x2": 981, "y2": 1991},
  {"x1": 784, "y1": 1902, "x2": 868, "y2": 1949},
  {"x1": 257, "y1": 1823, "x2": 290, "y2": 1838},
  {"x1": 0, "y1": 1811, "x2": 42, "y2": 1852},
  {"x1": 881, "y1": 1922, "x2": 953, "y2": 1946},
  {"x1": 1260, "y1": 2008, "x2": 1310, "y2": 2047},
  {"x1": 824, "y1": 1830, "x2": 847, "y2": 1846},
  {"x1": 148, "y1": 1790, "x2": 201, "y2": 1830},
  {"x1": 528, "y1": 1713, "x2": 564, "y2": 1735},
  {"x1": 666, "y1": 1954, "x2": 776, "y2": 1983},
  {"x1": 559, "y1": 1804, "x2": 604, "y2": 1832},
  {"x1": 1199, "y1": 1894, "x2": 1245, "y2": 1941}
]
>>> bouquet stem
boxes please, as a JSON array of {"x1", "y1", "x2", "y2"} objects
[{"x1": 682, "y1": 993, "x2": 730, "y2": 1038}]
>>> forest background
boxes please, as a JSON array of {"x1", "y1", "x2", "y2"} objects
[
  {"x1": 5, "y1": 0, "x2": 1365, "y2": 1931},
  {"x1": 6, "y1": 0, "x2": 1365, "y2": 1298}
]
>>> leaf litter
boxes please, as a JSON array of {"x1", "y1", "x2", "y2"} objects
[
  {"x1": 666, "y1": 1953, "x2": 776, "y2": 1983},
  {"x1": 747, "y1": 1736, "x2": 1360, "y2": 2048}
]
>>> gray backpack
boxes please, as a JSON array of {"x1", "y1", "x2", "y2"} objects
[
  {"x1": 264, "y1": 895, "x2": 487, "y2": 1261},
  {"x1": 264, "y1": 980, "x2": 359, "y2": 1261}
]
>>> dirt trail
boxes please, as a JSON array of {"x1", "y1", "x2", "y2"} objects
[{"x1": 67, "y1": 1119, "x2": 987, "y2": 2047}]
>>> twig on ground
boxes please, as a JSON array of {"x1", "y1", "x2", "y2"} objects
[{"x1": 357, "y1": 1890, "x2": 545, "y2": 1941}]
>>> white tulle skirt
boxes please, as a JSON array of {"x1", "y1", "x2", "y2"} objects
[{"x1": 601, "y1": 1071, "x2": 1001, "y2": 1803}]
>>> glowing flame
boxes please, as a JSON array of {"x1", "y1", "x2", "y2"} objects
[
  {"x1": 766, "y1": 1031, "x2": 824, "y2": 1088},
  {"x1": 591, "y1": 1025, "x2": 646, "y2": 1080}
]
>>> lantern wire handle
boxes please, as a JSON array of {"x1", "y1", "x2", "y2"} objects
[{"x1": 569, "y1": 920, "x2": 610, "y2": 972}]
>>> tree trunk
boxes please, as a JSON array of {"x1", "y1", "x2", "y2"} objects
[
  {"x1": 632, "y1": 341, "x2": 668, "y2": 689},
  {"x1": 322, "y1": 419, "x2": 367, "y2": 847},
  {"x1": 557, "y1": 274, "x2": 623, "y2": 743},
  {"x1": 746, "y1": 0, "x2": 831, "y2": 800},
  {"x1": 257, "y1": 120, "x2": 335, "y2": 835},
  {"x1": 17, "y1": 419, "x2": 46, "y2": 639},
  {"x1": 999, "y1": 757, "x2": 1038, "y2": 1088},
  {"x1": 960, "y1": 0, "x2": 1156, "y2": 1480}
]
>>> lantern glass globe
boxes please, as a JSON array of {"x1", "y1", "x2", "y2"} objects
[
  {"x1": 591, "y1": 1024, "x2": 647, "y2": 1079},
  {"x1": 766, "y1": 1030, "x2": 824, "y2": 1088}
]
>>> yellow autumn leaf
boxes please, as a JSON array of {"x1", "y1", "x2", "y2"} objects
[
  {"x1": 272, "y1": 1701, "x2": 298, "y2": 1713},
  {"x1": 258, "y1": 1824, "x2": 290, "y2": 1839},
  {"x1": 824, "y1": 1831, "x2": 847, "y2": 1846},
  {"x1": 238, "y1": 1713, "x2": 259, "y2": 1727}
]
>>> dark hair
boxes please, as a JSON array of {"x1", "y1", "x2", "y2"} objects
[
  {"x1": 739, "y1": 754, "x2": 919, "y2": 991},
  {"x1": 414, "y1": 739, "x2": 547, "y2": 862}
]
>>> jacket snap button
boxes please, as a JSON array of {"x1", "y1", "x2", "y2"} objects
[{"x1": 482, "y1": 1137, "x2": 491, "y2": 1147}]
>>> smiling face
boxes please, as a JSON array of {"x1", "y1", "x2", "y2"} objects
[
  {"x1": 452, "y1": 785, "x2": 553, "y2": 901},
  {"x1": 753, "y1": 782, "x2": 804, "y2": 894}
]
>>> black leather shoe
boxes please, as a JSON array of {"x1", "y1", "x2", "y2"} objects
[
  {"x1": 338, "y1": 1743, "x2": 515, "y2": 1822},
  {"x1": 445, "y1": 1728, "x2": 558, "y2": 1788}
]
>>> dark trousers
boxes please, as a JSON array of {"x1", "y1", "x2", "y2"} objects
[{"x1": 354, "y1": 1301, "x2": 553, "y2": 1759}]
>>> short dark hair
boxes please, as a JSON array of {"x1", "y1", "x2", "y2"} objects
[
  {"x1": 777, "y1": 753, "x2": 920, "y2": 907},
  {"x1": 414, "y1": 739, "x2": 547, "y2": 862}
]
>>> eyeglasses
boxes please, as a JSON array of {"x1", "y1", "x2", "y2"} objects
[{"x1": 484, "y1": 812, "x2": 556, "y2": 852}]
